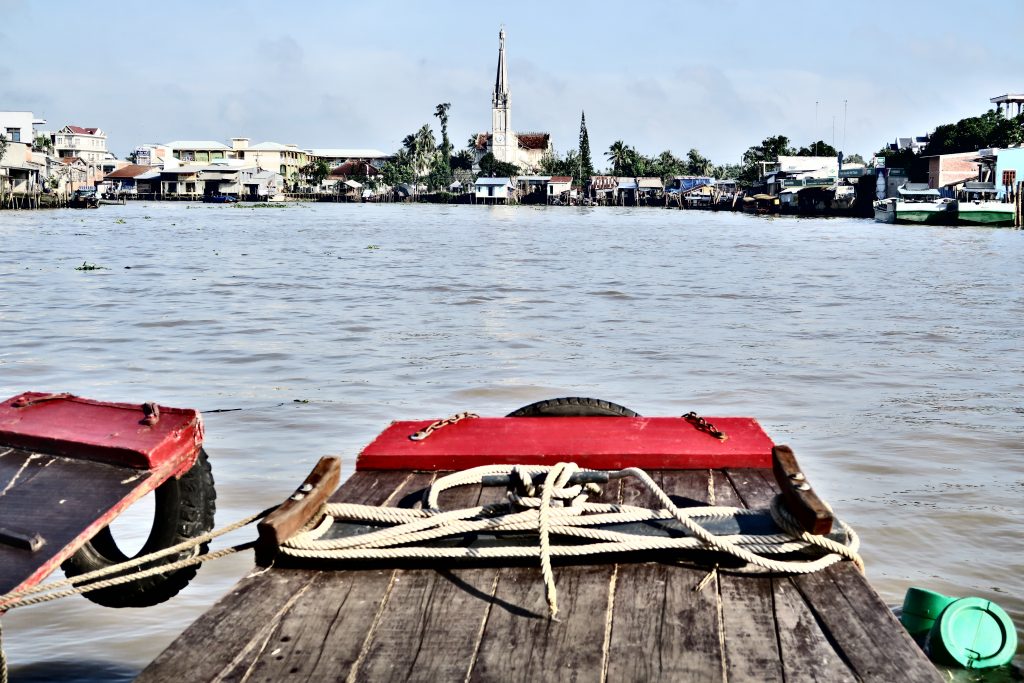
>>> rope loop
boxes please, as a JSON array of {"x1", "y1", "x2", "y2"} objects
[{"x1": 280, "y1": 462, "x2": 863, "y2": 619}]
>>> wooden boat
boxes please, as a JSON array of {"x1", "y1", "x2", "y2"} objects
[
  {"x1": 138, "y1": 397, "x2": 942, "y2": 682},
  {"x1": 68, "y1": 188, "x2": 99, "y2": 209},
  {"x1": 0, "y1": 392, "x2": 215, "y2": 612}
]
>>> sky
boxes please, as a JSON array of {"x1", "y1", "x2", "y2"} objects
[{"x1": 2, "y1": 0, "x2": 1023, "y2": 166}]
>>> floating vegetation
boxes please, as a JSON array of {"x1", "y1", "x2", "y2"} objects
[
  {"x1": 293, "y1": 399, "x2": 310, "y2": 404},
  {"x1": 114, "y1": 218, "x2": 126, "y2": 224},
  {"x1": 366, "y1": 244, "x2": 380, "y2": 250},
  {"x1": 233, "y1": 202, "x2": 289, "y2": 209},
  {"x1": 75, "y1": 261, "x2": 108, "y2": 271}
]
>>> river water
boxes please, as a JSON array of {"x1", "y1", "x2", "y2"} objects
[{"x1": 0, "y1": 202, "x2": 1021, "y2": 680}]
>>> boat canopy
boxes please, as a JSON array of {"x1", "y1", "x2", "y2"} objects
[{"x1": 898, "y1": 183, "x2": 940, "y2": 198}]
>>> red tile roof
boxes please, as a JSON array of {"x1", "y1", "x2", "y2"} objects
[
  {"x1": 60, "y1": 156, "x2": 84, "y2": 165},
  {"x1": 67, "y1": 126, "x2": 100, "y2": 135},
  {"x1": 474, "y1": 133, "x2": 490, "y2": 151},
  {"x1": 517, "y1": 133, "x2": 550, "y2": 150},
  {"x1": 549, "y1": 176, "x2": 572, "y2": 183},
  {"x1": 330, "y1": 160, "x2": 379, "y2": 177},
  {"x1": 105, "y1": 164, "x2": 156, "y2": 179}
]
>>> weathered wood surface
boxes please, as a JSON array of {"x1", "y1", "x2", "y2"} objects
[
  {"x1": 139, "y1": 468, "x2": 942, "y2": 682},
  {"x1": 0, "y1": 446, "x2": 157, "y2": 596}
]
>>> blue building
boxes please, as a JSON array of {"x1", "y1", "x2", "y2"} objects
[{"x1": 993, "y1": 147, "x2": 1024, "y2": 199}]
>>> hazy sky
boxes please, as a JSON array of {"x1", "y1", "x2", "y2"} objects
[{"x1": 3, "y1": 0, "x2": 1022, "y2": 165}]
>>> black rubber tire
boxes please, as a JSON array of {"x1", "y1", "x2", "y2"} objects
[
  {"x1": 61, "y1": 448, "x2": 216, "y2": 608},
  {"x1": 506, "y1": 397, "x2": 641, "y2": 418}
]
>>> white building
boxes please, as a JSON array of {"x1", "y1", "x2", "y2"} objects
[
  {"x1": 473, "y1": 28, "x2": 551, "y2": 173},
  {"x1": 307, "y1": 149, "x2": 390, "y2": 169},
  {"x1": 0, "y1": 111, "x2": 46, "y2": 146},
  {"x1": 54, "y1": 125, "x2": 111, "y2": 164}
]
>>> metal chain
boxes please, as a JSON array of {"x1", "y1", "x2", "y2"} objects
[
  {"x1": 682, "y1": 411, "x2": 728, "y2": 441},
  {"x1": 409, "y1": 412, "x2": 479, "y2": 441}
]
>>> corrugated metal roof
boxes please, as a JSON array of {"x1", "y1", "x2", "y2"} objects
[
  {"x1": 104, "y1": 164, "x2": 157, "y2": 179},
  {"x1": 548, "y1": 176, "x2": 572, "y2": 183},
  {"x1": 475, "y1": 177, "x2": 512, "y2": 185},
  {"x1": 247, "y1": 141, "x2": 300, "y2": 152},
  {"x1": 637, "y1": 177, "x2": 663, "y2": 188}
]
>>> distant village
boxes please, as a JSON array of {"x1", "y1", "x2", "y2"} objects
[{"x1": 1, "y1": 28, "x2": 1023, "y2": 221}]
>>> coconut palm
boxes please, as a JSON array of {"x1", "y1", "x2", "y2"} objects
[{"x1": 606, "y1": 140, "x2": 630, "y2": 175}]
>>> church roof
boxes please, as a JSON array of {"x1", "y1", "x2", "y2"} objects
[
  {"x1": 474, "y1": 133, "x2": 490, "y2": 151},
  {"x1": 517, "y1": 133, "x2": 550, "y2": 150}
]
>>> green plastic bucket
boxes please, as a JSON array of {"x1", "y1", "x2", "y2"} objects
[
  {"x1": 926, "y1": 597, "x2": 1017, "y2": 669},
  {"x1": 900, "y1": 587, "x2": 957, "y2": 636}
]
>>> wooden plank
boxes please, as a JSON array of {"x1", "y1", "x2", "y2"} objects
[
  {"x1": 712, "y1": 469, "x2": 784, "y2": 683},
  {"x1": 604, "y1": 470, "x2": 725, "y2": 683},
  {"x1": 136, "y1": 470, "x2": 411, "y2": 683},
  {"x1": 469, "y1": 478, "x2": 623, "y2": 683},
  {"x1": 0, "y1": 448, "x2": 157, "y2": 595},
  {"x1": 238, "y1": 472, "x2": 434, "y2": 683},
  {"x1": 354, "y1": 476, "x2": 500, "y2": 682},
  {"x1": 729, "y1": 469, "x2": 939, "y2": 682}
]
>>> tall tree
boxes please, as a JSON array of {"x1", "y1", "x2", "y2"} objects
[
  {"x1": 578, "y1": 111, "x2": 594, "y2": 179},
  {"x1": 0, "y1": 134, "x2": 7, "y2": 165},
  {"x1": 433, "y1": 103, "x2": 452, "y2": 187}
]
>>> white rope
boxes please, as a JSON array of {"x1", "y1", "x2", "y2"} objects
[{"x1": 279, "y1": 463, "x2": 863, "y2": 618}]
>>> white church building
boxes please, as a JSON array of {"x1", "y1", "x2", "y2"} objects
[{"x1": 473, "y1": 28, "x2": 552, "y2": 172}]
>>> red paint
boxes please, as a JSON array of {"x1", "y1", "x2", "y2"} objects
[
  {"x1": 357, "y1": 417, "x2": 775, "y2": 471},
  {"x1": 0, "y1": 392, "x2": 203, "y2": 473}
]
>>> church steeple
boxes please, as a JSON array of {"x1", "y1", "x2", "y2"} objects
[{"x1": 493, "y1": 26, "x2": 509, "y2": 109}]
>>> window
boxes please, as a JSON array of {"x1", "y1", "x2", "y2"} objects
[
  {"x1": 212, "y1": 152, "x2": 224, "y2": 160},
  {"x1": 5, "y1": 127, "x2": 20, "y2": 143},
  {"x1": 488, "y1": 185, "x2": 495, "y2": 197},
  {"x1": 185, "y1": 182, "x2": 196, "y2": 193},
  {"x1": 166, "y1": 182, "x2": 177, "y2": 193},
  {"x1": 197, "y1": 151, "x2": 209, "y2": 163}
]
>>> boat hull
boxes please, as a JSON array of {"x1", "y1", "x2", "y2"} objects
[
  {"x1": 895, "y1": 201, "x2": 956, "y2": 225},
  {"x1": 873, "y1": 200, "x2": 896, "y2": 223},
  {"x1": 957, "y1": 202, "x2": 1014, "y2": 226}
]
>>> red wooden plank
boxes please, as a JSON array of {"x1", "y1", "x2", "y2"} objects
[
  {"x1": 357, "y1": 417, "x2": 774, "y2": 471},
  {"x1": 0, "y1": 392, "x2": 202, "y2": 471}
]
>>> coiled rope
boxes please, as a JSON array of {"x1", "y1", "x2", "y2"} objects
[{"x1": 280, "y1": 462, "x2": 862, "y2": 619}]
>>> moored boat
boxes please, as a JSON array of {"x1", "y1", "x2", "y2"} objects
[
  {"x1": 873, "y1": 197, "x2": 897, "y2": 223},
  {"x1": 956, "y1": 182, "x2": 1014, "y2": 226},
  {"x1": 895, "y1": 183, "x2": 956, "y2": 224}
]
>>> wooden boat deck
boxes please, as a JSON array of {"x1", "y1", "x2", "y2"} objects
[{"x1": 139, "y1": 468, "x2": 942, "y2": 682}]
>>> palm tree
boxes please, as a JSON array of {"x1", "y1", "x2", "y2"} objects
[{"x1": 606, "y1": 141, "x2": 630, "y2": 176}]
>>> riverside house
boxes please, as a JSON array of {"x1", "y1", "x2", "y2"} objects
[
  {"x1": 232, "y1": 139, "x2": 307, "y2": 187},
  {"x1": 474, "y1": 177, "x2": 513, "y2": 203}
]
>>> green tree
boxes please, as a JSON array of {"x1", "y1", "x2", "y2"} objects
[
  {"x1": 606, "y1": 140, "x2": 630, "y2": 175},
  {"x1": 796, "y1": 140, "x2": 838, "y2": 157},
  {"x1": 927, "y1": 109, "x2": 1024, "y2": 155},
  {"x1": 451, "y1": 149, "x2": 474, "y2": 171},
  {"x1": 433, "y1": 102, "x2": 452, "y2": 187},
  {"x1": 685, "y1": 149, "x2": 713, "y2": 176},
  {"x1": 33, "y1": 134, "x2": 53, "y2": 154},
  {"x1": 738, "y1": 134, "x2": 794, "y2": 185},
  {"x1": 843, "y1": 153, "x2": 866, "y2": 165},
  {"x1": 0, "y1": 134, "x2": 7, "y2": 165},
  {"x1": 380, "y1": 149, "x2": 415, "y2": 187},
  {"x1": 478, "y1": 152, "x2": 519, "y2": 177},
  {"x1": 300, "y1": 159, "x2": 331, "y2": 187},
  {"x1": 578, "y1": 111, "x2": 594, "y2": 179}
]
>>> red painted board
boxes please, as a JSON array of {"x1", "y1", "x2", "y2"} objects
[
  {"x1": 356, "y1": 417, "x2": 775, "y2": 471},
  {"x1": 0, "y1": 392, "x2": 203, "y2": 472}
]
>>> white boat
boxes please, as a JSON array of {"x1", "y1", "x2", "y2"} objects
[
  {"x1": 956, "y1": 182, "x2": 1014, "y2": 227},
  {"x1": 873, "y1": 198, "x2": 896, "y2": 223},
  {"x1": 895, "y1": 184, "x2": 956, "y2": 224}
]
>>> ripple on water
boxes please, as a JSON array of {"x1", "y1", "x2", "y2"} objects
[{"x1": 0, "y1": 203, "x2": 1021, "y2": 676}]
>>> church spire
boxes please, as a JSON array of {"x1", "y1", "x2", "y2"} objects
[{"x1": 493, "y1": 26, "x2": 509, "y2": 107}]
